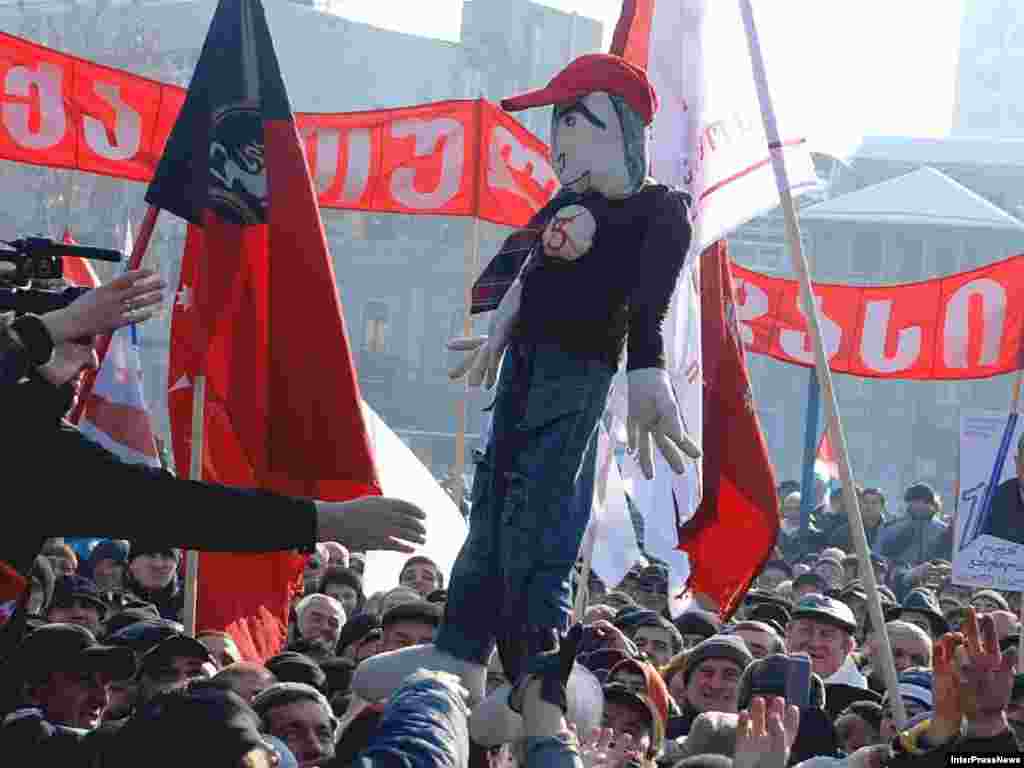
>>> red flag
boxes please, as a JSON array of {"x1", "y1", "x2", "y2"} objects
[
  {"x1": 677, "y1": 242, "x2": 778, "y2": 618},
  {"x1": 149, "y1": 0, "x2": 380, "y2": 660},
  {"x1": 60, "y1": 227, "x2": 100, "y2": 288}
]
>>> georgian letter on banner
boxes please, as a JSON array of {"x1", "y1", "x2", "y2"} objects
[
  {"x1": 734, "y1": 277, "x2": 769, "y2": 346},
  {"x1": 307, "y1": 126, "x2": 371, "y2": 203},
  {"x1": 780, "y1": 294, "x2": 842, "y2": 363},
  {"x1": 488, "y1": 125, "x2": 559, "y2": 211},
  {"x1": 860, "y1": 300, "x2": 922, "y2": 373},
  {"x1": 2, "y1": 61, "x2": 66, "y2": 150},
  {"x1": 83, "y1": 82, "x2": 142, "y2": 161},
  {"x1": 943, "y1": 278, "x2": 1007, "y2": 369},
  {"x1": 389, "y1": 117, "x2": 464, "y2": 210}
]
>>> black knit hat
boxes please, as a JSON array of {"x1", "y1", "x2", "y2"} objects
[
  {"x1": 904, "y1": 482, "x2": 938, "y2": 505},
  {"x1": 380, "y1": 600, "x2": 442, "y2": 629},
  {"x1": 337, "y1": 613, "x2": 381, "y2": 655},
  {"x1": 749, "y1": 602, "x2": 791, "y2": 631},
  {"x1": 673, "y1": 610, "x2": 721, "y2": 640},
  {"x1": 12, "y1": 623, "x2": 136, "y2": 684},
  {"x1": 683, "y1": 635, "x2": 753, "y2": 686},
  {"x1": 899, "y1": 589, "x2": 950, "y2": 638},
  {"x1": 128, "y1": 542, "x2": 181, "y2": 562},
  {"x1": 109, "y1": 687, "x2": 264, "y2": 768},
  {"x1": 265, "y1": 651, "x2": 326, "y2": 692}
]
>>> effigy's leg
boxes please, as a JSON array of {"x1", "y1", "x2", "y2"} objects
[{"x1": 351, "y1": 343, "x2": 537, "y2": 705}]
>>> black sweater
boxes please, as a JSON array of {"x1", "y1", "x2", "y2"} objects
[
  {"x1": 1, "y1": 331, "x2": 318, "y2": 659},
  {"x1": 479, "y1": 183, "x2": 691, "y2": 371}
]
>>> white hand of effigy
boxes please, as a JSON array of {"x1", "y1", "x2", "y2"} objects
[
  {"x1": 627, "y1": 368, "x2": 701, "y2": 480},
  {"x1": 447, "y1": 279, "x2": 522, "y2": 390}
]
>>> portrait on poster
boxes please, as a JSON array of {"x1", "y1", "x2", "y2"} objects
[{"x1": 955, "y1": 410, "x2": 1024, "y2": 590}]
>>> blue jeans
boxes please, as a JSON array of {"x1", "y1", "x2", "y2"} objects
[{"x1": 436, "y1": 341, "x2": 613, "y2": 682}]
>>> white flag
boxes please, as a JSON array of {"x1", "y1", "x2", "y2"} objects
[{"x1": 612, "y1": 0, "x2": 817, "y2": 614}]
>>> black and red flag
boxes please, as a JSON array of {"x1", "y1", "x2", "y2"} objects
[{"x1": 147, "y1": 0, "x2": 380, "y2": 659}]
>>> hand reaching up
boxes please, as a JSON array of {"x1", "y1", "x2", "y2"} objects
[
  {"x1": 734, "y1": 696, "x2": 800, "y2": 768},
  {"x1": 575, "y1": 727, "x2": 637, "y2": 768},
  {"x1": 929, "y1": 607, "x2": 1017, "y2": 744}
]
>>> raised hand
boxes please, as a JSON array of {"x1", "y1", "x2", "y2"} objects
[
  {"x1": 44, "y1": 268, "x2": 166, "y2": 342},
  {"x1": 315, "y1": 496, "x2": 427, "y2": 553},
  {"x1": 626, "y1": 368, "x2": 700, "y2": 480},
  {"x1": 447, "y1": 279, "x2": 521, "y2": 390},
  {"x1": 958, "y1": 608, "x2": 1016, "y2": 734},
  {"x1": 734, "y1": 696, "x2": 800, "y2": 768},
  {"x1": 576, "y1": 727, "x2": 636, "y2": 768},
  {"x1": 928, "y1": 631, "x2": 966, "y2": 744}
]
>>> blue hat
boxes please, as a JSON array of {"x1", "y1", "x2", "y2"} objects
[
  {"x1": 89, "y1": 539, "x2": 130, "y2": 565},
  {"x1": 882, "y1": 668, "x2": 933, "y2": 710}
]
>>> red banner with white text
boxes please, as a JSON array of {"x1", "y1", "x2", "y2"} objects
[
  {"x1": 732, "y1": 258, "x2": 1024, "y2": 380},
  {"x1": 0, "y1": 32, "x2": 558, "y2": 227}
]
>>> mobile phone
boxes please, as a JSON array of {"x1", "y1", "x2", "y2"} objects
[
  {"x1": 746, "y1": 654, "x2": 812, "y2": 709},
  {"x1": 784, "y1": 654, "x2": 812, "y2": 710}
]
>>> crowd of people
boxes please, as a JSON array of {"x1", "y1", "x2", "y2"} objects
[
  {"x1": 3, "y1": 475, "x2": 1022, "y2": 766},
  {"x1": 3, "y1": 266, "x2": 1021, "y2": 766}
]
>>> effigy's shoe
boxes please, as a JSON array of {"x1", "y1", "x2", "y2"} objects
[
  {"x1": 352, "y1": 643, "x2": 486, "y2": 705},
  {"x1": 469, "y1": 661, "x2": 603, "y2": 747}
]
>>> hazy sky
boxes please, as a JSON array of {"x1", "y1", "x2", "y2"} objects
[{"x1": 336, "y1": 0, "x2": 966, "y2": 158}]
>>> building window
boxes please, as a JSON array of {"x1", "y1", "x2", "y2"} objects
[
  {"x1": 890, "y1": 233, "x2": 925, "y2": 282},
  {"x1": 931, "y1": 242, "x2": 960, "y2": 277},
  {"x1": 363, "y1": 300, "x2": 390, "y2": 354},
  {"x1": 850, "y1": 231, "x2": 883, "y2": 279},
  {"x1": 936, "y1": 382, "x2": 959, "y2": 406}
]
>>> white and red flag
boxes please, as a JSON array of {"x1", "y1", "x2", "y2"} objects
[
  {"x1": 69, "y1": 225, "x2": 162, "y2": 468},
  {"x1": 612, "y1": 0, "x2": 817, "y2": 616}
]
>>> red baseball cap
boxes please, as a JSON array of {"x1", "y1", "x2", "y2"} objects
[{"x1": 501, "y1": 53, "x2": 658, "y2": 125}]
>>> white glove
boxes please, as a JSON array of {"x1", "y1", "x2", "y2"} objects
[
  {"x1": 627, "y1": 368, "x2": 701, "y2": 480},
  {"x1": 447, "y1": 279, "x2": 522, "y2": 390}
]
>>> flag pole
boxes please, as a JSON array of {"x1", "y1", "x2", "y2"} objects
[
  {"x1": 182, "y1": 374, "x2": 206, "y2": 637},
  {"x1": 738, "y1": 0, "x2": 906, "y2": 728},
  {"x1": 454, "y1": 99, "x2": 487, "y2": 501},
  {"x1": 453, "y1": 214, "x2": 480, "y2": 502},
  {"x1": 799, "y1": 368, "x2": 820, "y2": 536},
  {"x1": 69, "y1": 205, "x2": 161, "y2": 425}
]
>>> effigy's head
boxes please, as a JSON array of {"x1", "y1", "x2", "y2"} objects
[{"x1": 502, "y1": 53, "x2": 658, "y2": 199}]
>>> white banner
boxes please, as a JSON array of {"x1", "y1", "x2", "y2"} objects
[
  {"x1": 955, "y1": 409, "x2": 1024, "y2": 590},
  {"x1": 361, "y1": 402, "x2": 469, "y2": 599}
]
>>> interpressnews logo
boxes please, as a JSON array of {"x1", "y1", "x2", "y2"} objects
[{"x1": 948, "y1": 757, "x2": 1022, "y2": 765}]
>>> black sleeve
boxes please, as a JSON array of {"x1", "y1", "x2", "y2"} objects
[
  {"x1": 627, "y1": 189, "x2": 692, "y2": 371},
  {"x1": 0, "y1": 319, "x2": 36, "y2": 386},
  {"x1": 17, "y1": 424, "x2": 318, "y2": 552}
]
